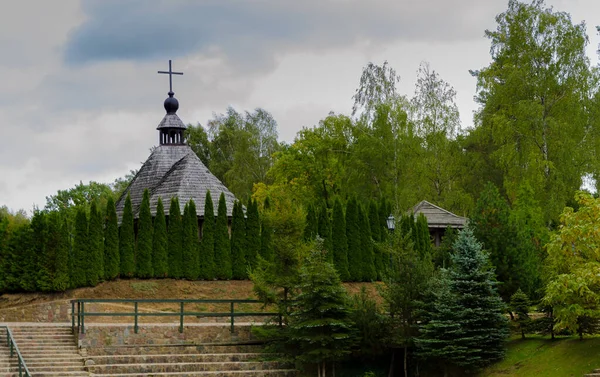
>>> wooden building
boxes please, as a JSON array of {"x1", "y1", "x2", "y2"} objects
[{"x1": 411, "y1": 200, "x2": 467, "y2": 247}]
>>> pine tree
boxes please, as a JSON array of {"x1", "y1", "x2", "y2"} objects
[
  {"x1": 416, "y1": 228, "x2": 509, "y2": 373},
  {"x1": 245, "y1": 198, "x2": 261, "y2": 271},
  {"x1": 87, "y1": 200, "x2": 102, "y2": 286},
  {"x1": 104, "y1": 196, "x2": 120, "y2": 280},
  {"x1": 152, "y1": 197, "x2": 168, "y2": 278},
  {"x1": 317, "y1": 204, "x2": 333, "y2": 263},
  {"x1": 72, "y1": 207, "x2": 89, "y2": 287},
  {"x1": 53, "y1": 217, "x2": 70, "y2": 291},
  {"x1": 346, "y1": 197, "x2": 361, "y2": 281},
  {"x1": 136, "y1": 189, "x2": 153, "y2": 278},
  {"x1": 182, "y1": 199, "x2": 200, "y2": 280},
  {"x1": 119, "y1": 194, "x2": 135, "y2": 278},
  {"x1": 231, "y1": 201, "x2": 247, "y2": 279},
  {"x1": 358, "y1": 204, "x2": 376, "y2": 281},
  {"x1": 510, "y1": 289, "x2": 531, "y2": 339},
  {"x1": 303, "y1": 204, "x2": 318, "y2": 241},
  {"x1": 260, "y1": 197, "x2": 274, "y2": 262},
  {"x1": 332, "y1": 198, "x2": 349, "y2": 281},
  {"x1": 167, "y1": 197, "x2": 183, "y2": 278},
  {"x1": 214, "y1": 193, "x2": 232, "y2": 279},
  {"x1": 199, "y1": 192, "x2": 215, "y2": 280}
]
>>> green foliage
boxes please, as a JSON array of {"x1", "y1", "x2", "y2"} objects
[
  {"x1": 350, "y1": 287, "x2": 389, "y2": 358},
  {"x1": 135, "y1": 190, "x2": 153, "y2": 278},
  {"x1": 182, "y1": 200, "x2": 200, "y2": 280},
  {"x1": 214, "y1": 193, "x2": 232, "y2": 279},
  {"x1": 416, "y1": 228, "x2": 509, "y2": 373},
  {"x1": 317, "y1": 204, "x2": 333, "y2": 263},
  {"x1": 31, "y1": 210, "x2": 51, "y2": 292},
  {"x1": 230, "y1": 201, "x2": 247, "y2": 279},
  {"x1": 346, "y1": 197, "x2": 361, "y2": 281},
  {"x1": 433, "y1": 226, "x2": 456, "y2": 269},
  {"x1": 103, "y1": 196, "x2": 119, "y2": 280},
  {"x1": 415, "y1": 213, "x2": 432, "y2": 257},
  {"x1": 167, "y1": 197, "x2": 183, "y2": 279},
  {"x1": 72, "y1": 207, "x2": 89, "y2": 288},
  {"x1": 358, "y1": 203, "x2": 376, "y2": 281},
  {"x1": 245, "y1": 197, "x2": 260, "y2": 271},
  {"x1": 199, "y1": 192, "x2": 216, "y2": 280},
  {"x1": 119, "y1": 194, "x2": 135, "y2": 278},
  {"x1": 87, "y1": 200, "x2": 102, "y2": 285},
  {"x1": 511, "y1": 289, "x2": 531, "y2": 339},
  {"x1": 332, "y1": 197, "x2": 349, "y2": 281},
  {"x1": 152, "y1": 198, "x2": 168, "y2": 278},
  {"x1": 259, "y1": 197, "x2": 274, "y2": 262},
  {"x1": 53, "y1": 217, "x2": 70, "y2": 291},
  {"x1": 303, "y1": 203, "x2": 318, "y2": 241}
]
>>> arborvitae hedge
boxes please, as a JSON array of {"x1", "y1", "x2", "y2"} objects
[
  {"x1": 104, "y1": 196, "x2": 120, "y2": 280},
  {"x1": 346, "y1": 197, "x2": 361, "y2": 281},
  {"x1": 182, "y1": 200, "x2": 200, "y2": 280},
  {"x1": 136, "y1": 190, "x2": 153, "y2": 278},
  {"x1": 53, "y1": 217, "x2": 70, "y2": 291},
  {"x1": 260, "y1": 197, "x2": 274, "y2": 262},
  {"x1": 72, "y1": 207, "x2": 89, "y2": 287},
  {"x1": 317, "y1": 204, "x2": 333, "y2": 263},
  {"x1": 416, "y1": 213, "x2": 432, "y2": 256},
  {"x1": 358, "y1": 203, "x2": 376, "y2": 281},
  {"x1": 199, "y1": 191, "x2": 215, "y2": 280},
  {"x1": 231, "y1": 201, "x2": 247, "y2": 279},
  {"x1": 332, "y1": 198, "x2": 349, "y2": 281},
  {"x1": 31, "y1": 211, "x2": 51, "y2": 292},
  {"x1": 378, "y1": 196, "x2": 388, "y2": 241},
  {"x1": 214, "y1": 193, "x2": 232, "y2": 279},
  {"x1": 369, "y1": 200, "x2": 384, "y2": 280},
  {"x1": 152, "y1": 197, "x2": 168, "y2": 278},
  {"x1": 245, "y1": 198, "x2": 260, "y2": 271},
  {"x1": 87, "y1": 200, "x2": 102, "y2": 286},
  {"x1": 168, "y1": 197, "x2": 183, "y2": 279},
  {"x1": 304, "y1": 204, "x2": 318, "y2": 241},
  {"x1": 119, "y1": 194, "x2": 135, "y2": 278}
]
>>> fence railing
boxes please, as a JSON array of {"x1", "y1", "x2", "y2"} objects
[
  {"x1": 70, "y1": 299, "x2": 281, "y2": 334},
  {"x1": 1, "y1": 326, "x2": 31, "y2": 377}
]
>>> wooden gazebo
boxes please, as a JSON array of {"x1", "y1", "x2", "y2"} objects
[{"x1": 410, "y1": 200, "x2": 467, "y2": 247}]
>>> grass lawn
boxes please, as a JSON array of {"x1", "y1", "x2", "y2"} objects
[{"x1": 481, "y1": 335, "x2": 600, "y2": 377}]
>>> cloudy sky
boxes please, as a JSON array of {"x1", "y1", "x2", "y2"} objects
[{"x1": 1, "y1": 0, "x2": 599, "y2": 213}]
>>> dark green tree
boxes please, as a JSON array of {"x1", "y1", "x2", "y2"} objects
[
  {"x1": 303, "y1": 203, "x2": 318, "y2": 241},
  {"x1": 168, "y1": 197, "x2": 183, "y2": 279},
  {"x1": 510, "y1": 289, "x2": 531, "y2": 339},
  {"x1": 245, "y1": 197, "x2": 261, "y2": 270},
  {"x1": 259, "y1": 197, "x2": 274, "y2": 262},
  {"x1": 182, "y1": 200, "x2": 200, "y2": 280},
  {"x1": 104, "y1": 196, "x2": 120, "y2": 280},
  {"x1": 415, "y1": 213, "x2": 432, "y2": 257},
  {"x1": 332, "y1": 198, "x2": 349, "y2": 281},
  {"x1": 152, "y1": 197, "x2": 168, "y2": 278},
  {"x1": 369, "y1": 200, "x2": 385, "y2": 280},
  {"x1": 231, "y1": 201, "x2": 247, "y2": 279},
  {"x1": 199, "y1": 192, "x2": 216, "y2": 280},
  {"x1": 317, "y1": 204, "x2": 333, "y2": 263},
  {"x1": 53, "y1": 217, "x2": 70, "y2": 291},
  {"x1": 72, "y1": 207, "x2": 89, "y2": 287},
  {"x1": 346, "y1": 197, "x2": 361, "y2": 281},
  {"x1": 214, "y1": 193, "x2": 232, "y2": 279},
  {"x1": 87, "y1": 200, "x2": 102, "y2": 286},
  {"x1": 136, "y1": 189, "x2": 153, "y2": 278},
  {"x1": 31, "y1": 210, "x2": 50, "y2": 291},
  {"x1": 119, "y1": 194, "x2": 135, "y2": 278},
  {"x1": 358, "y1": 204, "x2": 376, "y2": 281},
  {"x1": 416, "y1": 228, "x2": 509, "y2": 374}
]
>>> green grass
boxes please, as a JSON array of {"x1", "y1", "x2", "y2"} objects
[
  {"x1": 130, "y1": 281, "x2": 158, "y2": 293},
  {"x1": 481, "y1": 335, "x2": 600, "y2": 377}
]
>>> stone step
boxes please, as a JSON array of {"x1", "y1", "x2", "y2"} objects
[
  {"x1": 90, "y1": 344, "x2": 262, "y2": 356},
  {"x1": 87, "y1": 353, "x2": 269, "y2": 364},
  {"x1": 3, "y1": 372, "x2": 89, "y2": 377},
  {"x1": 90, "y1": 369, "x2": 297, "y2": 377},
  {"x1": 86, "y1": 361, "x2": 286, "y2": 374}
]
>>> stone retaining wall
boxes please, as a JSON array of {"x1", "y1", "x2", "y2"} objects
[{"x1": 0, "y1": 300, "x2": 70, "y2": 322}]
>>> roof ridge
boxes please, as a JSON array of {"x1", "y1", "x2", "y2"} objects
[{"x1": 412, "y1": 200, "x2": 466, "y2": 220}]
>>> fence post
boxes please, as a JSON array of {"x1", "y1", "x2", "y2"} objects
[
  {"x1": 10, "y1": 339, "x2": 13, "y2": 357},
  {"x1": 179, "y1": 302, "x2": 184, "y2": 333},
  {"x1": 134, "y1": 302, "x2": 139, "y2": 334},
  {"x1": 5, "y1": 328, "x2": 8, "y2": 347},
  {"x1": 81, "y1": 301, "x2": 85, "y2": 334},
  {"x1": 71, "y1": 301, "x2": 75, "y2": 334},
  {"x1": 77, "y1": 301, "x2": 81, "y2": 333},
  {"x1": 18, "y1": 360, "x2": 22, "y2": 377},
  {"x1": 230, "y1": 302, "x2": 235, "y2": 333}
]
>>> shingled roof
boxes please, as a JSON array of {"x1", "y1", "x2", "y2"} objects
[
  {"x1": 115, "y1": 145, "x2": 237, "y2": 220},
  {"x1": 410, "y1": 200, "x2": 467, "y2": 229}
]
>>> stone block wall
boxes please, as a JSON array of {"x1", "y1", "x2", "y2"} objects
[{"x1": 0, "y1": 300, "x2": 71, "y2": 322}]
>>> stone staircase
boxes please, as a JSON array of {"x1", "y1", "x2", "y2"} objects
[
  {"x1": 5, "y1": 325, "x2": 87, "y2": 377},
  {"x1": 84, "y1": 343, "x2": 296, "y2": 376}
]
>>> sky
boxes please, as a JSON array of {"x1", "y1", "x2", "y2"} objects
[{"x1": 1, "y1": 0, "x2": 599, "y2": 213}]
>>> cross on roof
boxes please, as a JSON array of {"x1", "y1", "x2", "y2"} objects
[{"x1": 157, "y1": 60, "x2": 183, "y2": 93}]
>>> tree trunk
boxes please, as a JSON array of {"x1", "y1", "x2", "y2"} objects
[
  {"x1": 443, "y1": 364, "x2": 448, "y2": 377},
  {"x1": 388, "y1": 350, "x2": 395, "y2": 377},
  {"x1": 318, "y1": 363, "x2": 321, "y2": 377},
  {"x1": 404, "y1": 343, "x2": 408, "y2": 377}
]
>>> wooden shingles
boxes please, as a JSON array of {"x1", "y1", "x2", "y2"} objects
[{"x1": 411, "y1": 200, "x2": 467, "y2": 229}]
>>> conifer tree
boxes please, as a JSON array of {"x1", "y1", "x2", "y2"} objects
[
  {"x1": 332, "y1": 198, "x2": 349, "y2": 281},
  {"x1": 136, "y1": 189, "x2": 153, "y2": 278},
  {"x1": 16, "y1": 224, "x2": 36, "y2": 291},
  {"x1": 32, "y1": 210, "x2": 51, "y2": 292},
  {"x1": 92, "y1": 200, "x2": 105, "y2": 281},
  {"x1": 416, "y1": 213, "x2": 432, "y2": 256},
  {"x1": 346, "y1": 197, "x2": 361, "y2": 281},
  {"x1": 417, "y1": 228, "x2": 509, "y2": 373},
  {"x1": 182, "y1": 199, "x2": 200, "y2": 280},
  {"x1": 119, "y1": 194, "x2": 135, "y2": 278},
  {"x1": 245, "y1": 197, "x2": 260, "y2": 270},
  {"x1": 199, "y1": 192, "x2": 215, "y2": 279},
  {"x1": 214, "y1": 193, "x2": 232, "y2": 279},
  {"x1": 369, "y1": 200, "x2": 384, "y2": 280},
  {"x1": 104, "y1": 196, "x2": 119, "y2": 280},
  {"x1": 303, "y1": 204, "x2": 318, "y2": 241},
  {"x1": 53, "y1": 217, "x2": 70, "y2": 291},
  {"x1": 260, "y1": 197, "x2": 274, "y2": 262},
  {"x1": 152, "y1": 197, "x2": 168, "y2": 277},
  {"x1": 317, "y1": 205, "x2": 333, "y2": 263},
  {"x1": 231, "y1": 201, "x2": 247, "y2": 279},
  {"x1": 358, "y1": 204, "x2": 376, "y2": 281},
  {"x1": 87, "y1": 200, "x2": 102, "y2": 286},
  {"x1": 167, "y1": 197, "x2": 183, "y2": 278},
  {"x1": 378, "y1": 196, "x2": 389, "y2": 241},
  {"x1": 72, "y1": 207, "x2": 89, "y2": 287},
  {"x1": 510, "y1": 289, "x2": 531, "y2": 339}
]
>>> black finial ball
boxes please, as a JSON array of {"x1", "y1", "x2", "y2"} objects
[{"x1": 164, "y1": 91, "x2": 179, "y2": 114}]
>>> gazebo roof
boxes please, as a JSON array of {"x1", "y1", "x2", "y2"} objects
[{"x1": 410, "y1": 200, "x2": 467, "y2": 229}]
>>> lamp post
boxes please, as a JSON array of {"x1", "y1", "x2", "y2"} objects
[{"x1": 386, "y1": 215, "x2": 395, "y2": 232}]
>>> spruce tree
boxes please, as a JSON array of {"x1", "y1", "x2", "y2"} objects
[
  {"x1": 104, "y1": 196, "x2": 119, "y2": 280},
  {"x1": 245, "y1": 198, "x2": 261, "y2": 271},
  {"x1": 303, "y1": 204, "x2": 318, "y2": 241},
  {"x1": 332, "y1": 198, "x2": 349, "y2": 281},
  {"x1": 72, "y1": 207, "x2": 89, "y2": 287},
  {"x1": 199, "y1": 192, "x2": 215, "y2": 280},
  {"x1": 87, "y1": 200, "x2": 102, "y2": 286},
  {"x1": 510, "y1": 289, "x2": 531, "y2": 339},
  {"x1": 167, "y1": 197, "x2": 183, "y2": 278},
  {"x1": 182, "y1": 199, "x2": 200, "y2": 280},
  {"x1": 119, "y1": 193, "x2": 135, "y2": 278},
  {"x1": 345, "y1": 197, "x2": 361, "y2": 281},
  {"x1": 260, "y1": 197, "x2": 274, "y2": 262},
  {"x1": 53, "y1": 217, "x2": 70, "y2": 291},
  {"x1": 317, "y1": 204, "x2": 333, "y2": 263},
  {"x1": 231, "y1": 201, "x2": 247, "y2": 279},
  {"x1": 152, "y1": 197, "x2": 168, "y2": 277},
  {"x1": 136, "y1": 189, "x2": 153, "y2": 278},
  {"x1": 416, "y1": 228, "x2": 509, "y2": 373},
  {"x1": 214, "y1": 193, "x2": 232, "y2": 279},
  {"x1": 358, "y1": 204, "x2": 376, "y2": 281}
]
